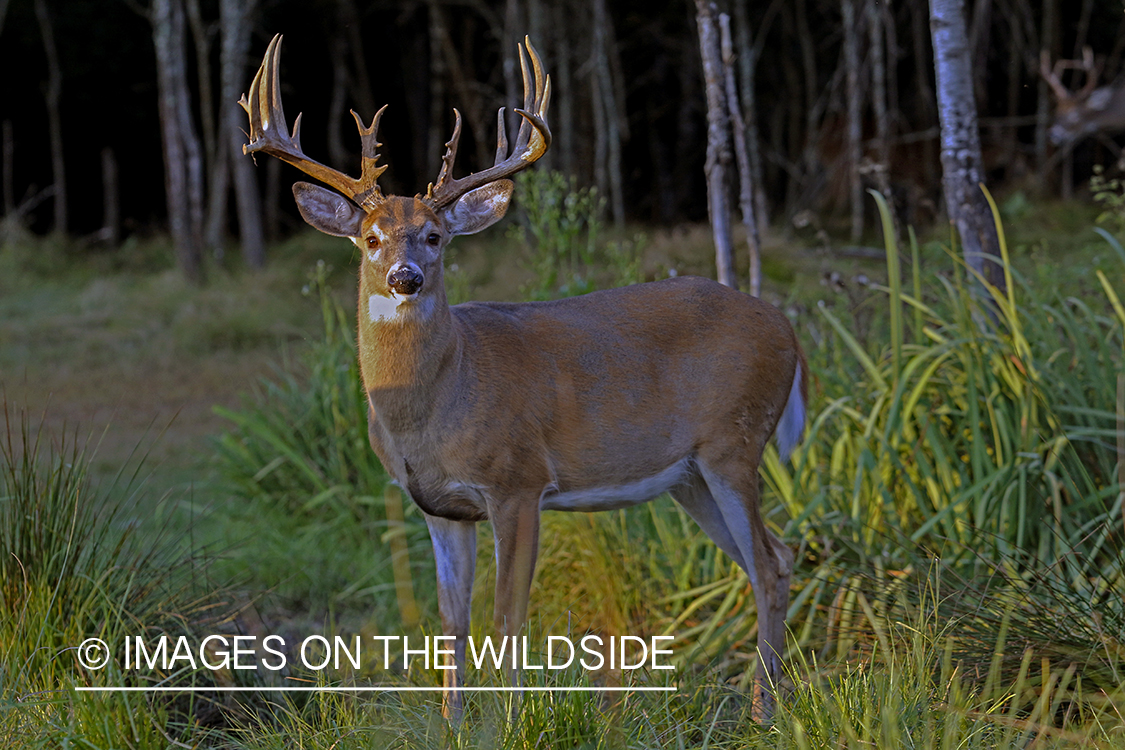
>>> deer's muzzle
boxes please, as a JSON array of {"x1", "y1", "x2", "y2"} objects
[{"x1": 388, "y1": 264, "x2": 425, "y2": 296}]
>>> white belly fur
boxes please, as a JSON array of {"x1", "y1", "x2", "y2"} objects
[{"x1": 538, "y1": 458, "x2": 692, "y2": 512}]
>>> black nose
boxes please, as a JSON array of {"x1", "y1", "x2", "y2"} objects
[{"x1": 387, "y1": 266, "x2": 424, "y2": 295}]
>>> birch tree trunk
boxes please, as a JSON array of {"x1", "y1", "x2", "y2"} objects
[
  {"x1": 221, "y1": 0, "x2": 264, "y2": 269},
  {"x1": 695, "y1": 0, "x2": 736, "y2": 288},
  {"x1": 720, "y1": 13, "x2": 761, "y2": 296},
  {"x1": 929, "y1": 0, "x2": 1004, "y2": 291},
  {"x1": 153, "y1": 0, "x2": 204, "y2": 282},
  {"x1": 185, "y1": 0, "x2": 215, "y2": 179},
  {"x1": 733, "y1": 0, "x2": 770, "y2": 231},
  {"x1": 34, "y1": 0, "x2": 66, "y2": 234}
]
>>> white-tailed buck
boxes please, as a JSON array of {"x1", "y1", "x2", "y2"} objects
[
  {"x1": 241, "y1": 34, "x2": 806, "y2": 723},
  {"x1": 1041, "y1": 48, "x2": 1125, "y2": 145}
]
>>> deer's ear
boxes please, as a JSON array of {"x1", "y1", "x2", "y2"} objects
[
  {"x1": 441, "y1": 180, "x2": 513, "y2": 237},
  {"x1": 292, "y1": 182, "x2": 366, "y2": 237}
]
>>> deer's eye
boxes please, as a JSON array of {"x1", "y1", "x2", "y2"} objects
[
  {"x1": 366, "y1": 236, "x2": 380, "y2": 249},
  {"x1": 426, "y1": 232, "x2": 442, "y2": 246}
]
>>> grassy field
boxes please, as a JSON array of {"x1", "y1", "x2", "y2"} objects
[{"x1": 2, "y1": 180, "x2": 1123, "y2": 748}]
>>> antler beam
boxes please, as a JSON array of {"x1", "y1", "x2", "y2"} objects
[
  {"x1": 424, "y1": 37, "x2": 552, "y2": 209},
  {"x1": 240, "y1": 34, "x2": 388, "y2": 209}
]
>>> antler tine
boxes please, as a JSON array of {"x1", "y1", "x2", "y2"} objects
[
  {"x1": 494, "y1": 107, "x2": 509, "y2": 164},
  {"x1": 241, "y1": 34, "x2": 386, "y2": 209},
  {"x1": 423, "y1": 38, "x2": 552, "y2": 209},
  {"x1": 1079, "y1": 46, "x2": 1102, "y2": 99},
  {"x1": 426, "y1": 110, "x2": 464, "y2": 201},
  {"x1": 1040, "y1": 50, "x2": 1072, "y2": 102},
  {"x1": 351, "y1": 104, "x2": 389, "y2": 207}
]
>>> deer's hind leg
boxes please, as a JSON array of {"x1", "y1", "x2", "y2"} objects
[
  {"x1": 695, "y1": 447, "x2": 794, "y2": 724},
  {"x1": 670, "y1": 472, "x2": 747, "y2": 571}
]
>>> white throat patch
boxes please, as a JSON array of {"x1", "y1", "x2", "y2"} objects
[
  {"x1": 368, "y1": 293, "x2": 404, "y2": 323},
  {"x1": 368, "y1": 292, "x2": 431, "y2": 323}
]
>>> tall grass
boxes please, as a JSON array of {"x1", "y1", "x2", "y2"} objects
[
  {"x1": 0, "y1": 405, "x2": 222, "y2": 748},
  {"x1": 753, "y1": 191, "x2": 1122, "y2": 630}
]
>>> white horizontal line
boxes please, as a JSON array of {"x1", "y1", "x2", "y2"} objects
[{"x1": 75, "y1": 686, "x2": 675, "y2": 693}]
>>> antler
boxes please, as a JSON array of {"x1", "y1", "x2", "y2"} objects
[
  {"x1": 1040, "y1": 50, "x2": 1071, "y2": 102},
  {"x1": 423, "y1": 37, "x2": 552, "y2": 209},
  {"x1": 1040, "y1": 47, "x2": 1103, "y2": 105},
  {"x1": 240, "y1": 34, "x2": 388, "y2": 210}
]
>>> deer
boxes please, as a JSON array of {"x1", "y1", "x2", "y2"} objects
[
  {"x1": 1040, "y1": 47, "x2": 1125, "y2": 145},
  {"x1": 240, "y1": 34, "x2": 806, "y2": 724}
]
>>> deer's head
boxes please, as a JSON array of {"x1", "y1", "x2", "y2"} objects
[
  {"x1": 241, "y1": 35, "x2": 551, "y2": 310},
  {"x1": 1040, "y1": 48, "x2": 1123, "y2": 145}
]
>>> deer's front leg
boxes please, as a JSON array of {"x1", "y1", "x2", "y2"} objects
[
  {"x1": 489, "y1": 496, "x2": 541, "y2": 685},
  {"x1": 425, "y1": 513, "x2": 477, "y2": 722}
]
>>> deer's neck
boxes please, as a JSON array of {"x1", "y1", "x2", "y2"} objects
[{"x1": 357, "y1": 272, "x2": 461, "y2": 428}]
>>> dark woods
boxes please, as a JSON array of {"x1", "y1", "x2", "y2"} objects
[{"x1": 1, "y1": 0, "x2": 1123, "y2": 275}]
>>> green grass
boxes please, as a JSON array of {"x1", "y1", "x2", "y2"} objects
[{"x1": 0, "y1": 406, "x2": 231, "y2": 748}]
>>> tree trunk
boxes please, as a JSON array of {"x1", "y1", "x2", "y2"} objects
[
  {"x1": 221, "y1": 0, "x2": 264, "y2": 269},
  {"x1": 187, "y1": 0, "x2": 226, "y2": 258},
  {"x1": 593, "y1": 0, "x2": 625, "y2": 229},
  {"x1": 695, "y1": 0, "x2": 736, "y2": 288},
  {"x1": 153, "y1": 0, "x2": 204, "y2": 283},
  {"x1": 1004, "y1": 14, "x2": 1022, "y2": 174},
  {"x1": 502, "y1": 0, "x2": 523, "y2": 140},
  {"x1": 101, "y1": 147, "x2": 120, "y2": 248},
  {"x1": 553, "y1": 2, "x2": 575, "y2": 178},
  {"x1": 721, "y1": 13, "x2": 761, "y2": 296},
  {"x1": 929, "y1": 0, "x2": 1004, "y2": 292},
  {"x1": 883, "y1": 3, "x2": 899, "y2": 133},
  {"x1": 733, "y1": 0, "x2": 770, "y2": 231},
  {"x1": 867, "y1": 0, "x2": 895, "y2": 244},
  {"x1": 1035, "y1": 0, "x2": 1057, "y2": 180},
  {"x1": 591, "y1": 53, "x2": 609, "y2": 208},
  {"x1": 527, "y1": 0, "x2": 552, "y2": 172},
  {"x1": 34, "y1": 0, "x2": 66, "y2": 234},
  {"x1": 842, "y1": 0, "x2": 864, "y2": 241},
  {"x1": 427, "y1": 1, "x2": 449, "y2": 181},
  {"x1": 2, "y1": 121, "x2": 13, "y2": 218},
  {"x1": 185, "y1": 0, "x2": 216, "y2": 178}
]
